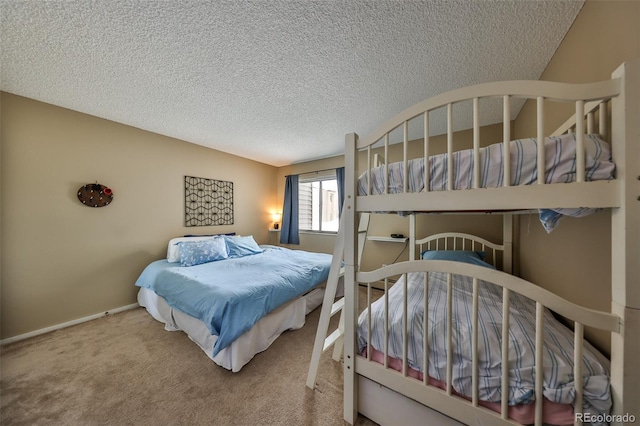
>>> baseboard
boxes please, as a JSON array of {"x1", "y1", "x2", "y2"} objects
[{"x1": 0, "y1": 303, "x2": 139, "y2": 346}]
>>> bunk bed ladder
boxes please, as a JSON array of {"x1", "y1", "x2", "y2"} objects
[{"x1": 306, "y1": 210, "x2": 370, "y2": 389}]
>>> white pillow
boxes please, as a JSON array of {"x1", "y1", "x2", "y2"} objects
[
  {"x1": 178, "y1": 238, "x2": 229, "y2": 266},
  {"x1": 167, "y1": 236, "x2": 218, "y2": 263}
]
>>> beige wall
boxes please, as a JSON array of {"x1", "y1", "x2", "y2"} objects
[
  {"x1": 1, "y1": 93, "x2": 278, "y2": 339},
  {"x1": 513, "y1": 0, "x2": 639, "y2": 353}
]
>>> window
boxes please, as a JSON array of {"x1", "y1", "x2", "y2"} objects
[{"x1": 299, "y1": 175, "x2": 339, "y2": 232}]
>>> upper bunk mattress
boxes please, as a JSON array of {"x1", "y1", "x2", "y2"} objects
[{"x1": 357, "y1": 133, "x2": 615, "y2": 232}]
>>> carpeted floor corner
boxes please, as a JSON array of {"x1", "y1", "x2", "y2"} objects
[{"x1": 0, "y1": 303, "x2": 378, "y2": 426}]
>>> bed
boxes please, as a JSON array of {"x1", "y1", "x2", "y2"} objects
[
  {"x1": 337, "y1": 59, "x2": 639, "y2": 425},
  {"x1": 135, "y1": 235, "x2": 332, "y2": 372},
  {"x1": 357, "y1": 233, "x2": 611, "y2": 425}
]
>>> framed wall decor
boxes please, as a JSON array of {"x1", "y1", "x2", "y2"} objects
[{"x1": 184, "y1": 176, "x2": 234, "y2": 227}]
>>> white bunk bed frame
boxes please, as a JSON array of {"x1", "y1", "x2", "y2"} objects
[{"x1": 339, "y1": 59, "x2": 639, "y2": 425}]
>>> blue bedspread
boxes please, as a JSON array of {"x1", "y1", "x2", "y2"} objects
[{"x1": 135, "y1": 245, "x2": 331, "y2": 355}]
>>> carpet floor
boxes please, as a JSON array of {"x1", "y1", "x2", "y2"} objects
[{"x1": 1, "y1": 300, "x2": 379, "y2": 426}]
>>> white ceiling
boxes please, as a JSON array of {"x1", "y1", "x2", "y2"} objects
[{"x1": 1, "y1": 1, "x2": 584, "y2": 167}]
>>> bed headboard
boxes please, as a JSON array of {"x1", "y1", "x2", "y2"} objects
[{"x1": 415, "y1": 232, "x2": 506, "y2": 270}]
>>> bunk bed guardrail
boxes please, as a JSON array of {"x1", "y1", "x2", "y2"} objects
[
  {"x1": 355, "y1": 79, "x2": 621, "y2": 215},
  {"x1": 340, "y1": 58, "x2": 639, "y2": 425},
  {"x1": 356, "y1": 260, "x2": 620, "y2": 426}
]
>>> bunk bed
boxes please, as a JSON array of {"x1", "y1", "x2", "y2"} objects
[{"x1": 337, "y1": 59, "x2": 639, "y2": 425}]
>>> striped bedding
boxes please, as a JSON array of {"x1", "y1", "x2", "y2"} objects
[
  {"x1": 357, "y1": 133, "x2": 615, "y2": 232},
  {"x1": 356, "y1": 270, "x2": 612, "y2": 423}
]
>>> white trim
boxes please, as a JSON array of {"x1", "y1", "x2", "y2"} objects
[
  {"x1": 358, "y1": 376, "x2": 464, "y2": 426},
  {"x1": 356, "y1": 180, "x2": 620, "y2": 213},
  {"x1": 0, "y1": 303, "x2": 139, "y2": 345}
]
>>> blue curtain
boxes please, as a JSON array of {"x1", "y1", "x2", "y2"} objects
[
  {"x1": 280, "y1": 174, "x2": 300, "y2": 245},
  {"x1": 336, "y1": 167, "x2": 345, "y2": 217}
]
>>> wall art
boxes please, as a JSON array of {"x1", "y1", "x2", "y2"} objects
[{"x1": 185, "y1": 176, "x2": 234, "y2": 226}]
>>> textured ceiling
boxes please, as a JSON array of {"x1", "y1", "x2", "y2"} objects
[{"x1": 1, "y1": 1, "x2": 584, "y2": 167}]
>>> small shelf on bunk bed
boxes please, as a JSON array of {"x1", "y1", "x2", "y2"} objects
[{"x1": 366, "y1": 235, "x2": 408, "y2": 243}]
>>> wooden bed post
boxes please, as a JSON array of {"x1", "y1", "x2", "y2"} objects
[
  {"x1": 610, "y1": 58, "x2": 640, "y2": 422},
  {"x1": 343, "y1": 132, "x2": 359, "y2": 424},
  {"x1": 502, "y1": 214, "x2": 513, "y2": 274},
  {"x1": 409, "y1": 213, "x2": 416, "y2": 260}
]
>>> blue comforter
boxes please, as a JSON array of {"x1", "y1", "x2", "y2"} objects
[{"x1": 135, "y1": 245, "x2": 331, "y2": 355}]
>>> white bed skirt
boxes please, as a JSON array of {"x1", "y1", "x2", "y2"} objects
[{"x1": 137, "y1": 286, "x2": 325, "y2": 372}]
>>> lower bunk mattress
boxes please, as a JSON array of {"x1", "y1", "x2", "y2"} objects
[
  {"x1": 138, "y1": 286, "x2": 324, "y2": 372},
  {"x1": 357, "y1": 266, "x2": 612, "y2": 425}
]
